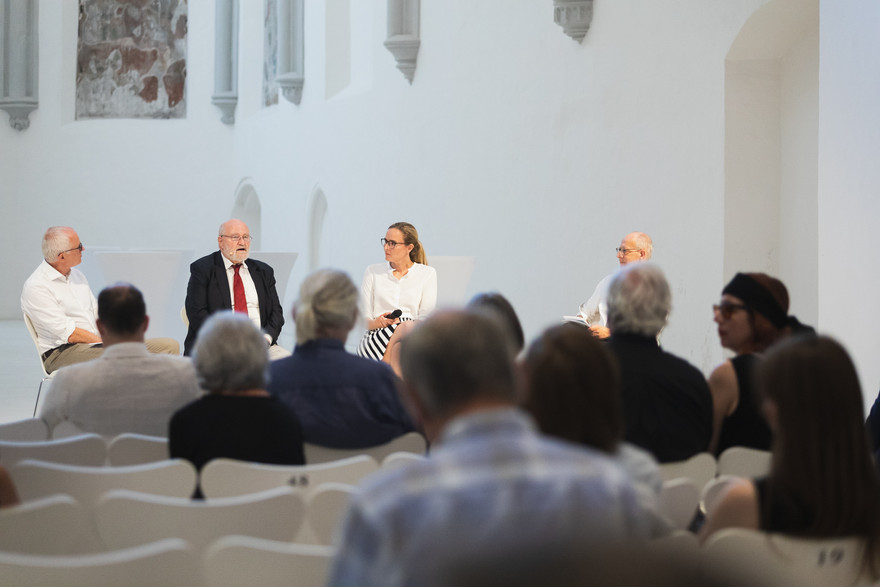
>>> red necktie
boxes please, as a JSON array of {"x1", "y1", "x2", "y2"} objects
[{"x1": 233, "y1": 264, "x2": 248, "y2": 314}]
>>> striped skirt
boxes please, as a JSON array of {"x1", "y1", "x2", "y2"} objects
[{"x1": 356, "y1": 317, "x2": 413, "y2": 360}]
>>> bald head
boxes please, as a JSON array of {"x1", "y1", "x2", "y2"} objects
[
  {"x1": 218, "y1": 219, "x2": 251, "y2": 264},
  {"x1": 617, "y1": 232, "x2": 653, "y2": 266}
]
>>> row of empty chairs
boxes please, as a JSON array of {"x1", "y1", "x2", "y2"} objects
[
  {"x1": 0, "y1": 536, "x2": 334, "y2": 587},
  {"x1": 0, "y1": 477, "x2": 356, "y2": 553}
]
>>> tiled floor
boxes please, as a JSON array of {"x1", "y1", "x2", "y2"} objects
[{"x1": 0, "y1": 320, "x2": 45, "y2": 424}]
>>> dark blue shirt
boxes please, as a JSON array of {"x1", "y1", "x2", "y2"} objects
[{"x1": 268, "y1": 338, "x2": 417, "y2": 449}]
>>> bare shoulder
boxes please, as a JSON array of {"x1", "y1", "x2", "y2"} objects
[
  {"x1": 709, "y1": 361, "x2": 739, "y2": 407},
  {"x1": 700, "y1": 478, "x2": 760, "y2": 542}
]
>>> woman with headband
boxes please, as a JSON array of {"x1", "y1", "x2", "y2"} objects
[{"x1": 708, "y1": 272, "x2": 810, "y2": 455}]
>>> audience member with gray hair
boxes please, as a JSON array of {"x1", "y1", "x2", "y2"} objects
[
  {"x1": 169, "y1": 312, "x2": 304, "y2": 477},
  {"x1": 268, "y1": 269, "x2": 416, "y2": 448},
  {"x1": 606, "y1": 264, "x2": 712, "y2": 463},
  {"x1": 329, "y1": 309, "x2": 650, "y2": 587}
]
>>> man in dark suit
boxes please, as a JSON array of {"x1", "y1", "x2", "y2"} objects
[{"x1": 184, "y1": 219, "x2": 288, "y2": 358}]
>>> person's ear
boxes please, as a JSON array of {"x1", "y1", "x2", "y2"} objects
[{"x1": 96, "y1": 318, "x2": 107, "y2": 338}]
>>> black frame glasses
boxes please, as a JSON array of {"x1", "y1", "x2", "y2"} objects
[
  {"x1": 381, "y1": 238, "x2": 406, "y2": 248},
  {"x1": 713, "y1": 302, "x2": 749, "y2": 320}
]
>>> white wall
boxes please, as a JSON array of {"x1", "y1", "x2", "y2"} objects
[
  {"x1": 818, "y1": 0, "x2": 880, "y2": 410},
  {"x1": 2, "y1": 1, "x2": 235, "y2": 327},
  {"x1": 6, "y1": 0, "x2": 867, "y2": 386}
]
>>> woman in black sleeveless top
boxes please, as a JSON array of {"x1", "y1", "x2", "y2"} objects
[{"x1": 708, "y1": 273, "x2": 795, "y2": 455}]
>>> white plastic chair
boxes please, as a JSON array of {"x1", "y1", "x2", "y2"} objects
[
  {"x1": 717, "y1": 446, "x2": 772, "y2": 478},
  {"x1": 303, "y1": 482, "x2": 358, "y2": 545},
  {"x1": 0, "y1": 418, "x2": 49, "y2": 441},
  {"x1": 304, "y1": 432, "x2": 427, "y2": 464},
  {"x1": 95, "y1": 487, "x2": 305, "y2": 552},
  {"x1": 11, "y1": 458, "x2": 197, "y2": 506},
  {"x1": 658, "y1": 452, "x2": 717, "y2": 490},
  {"x1": 106, "y1": 433, "x2": 169, "y2": 466},
  {"x1": 23, "y1": 313, "x2": 55, "y2": 418},
  {"x1": 204, "y1": 535, "x2": 335, "y2": 587},
  {"x1": 0, "y1": 538, "x2": 198, "y2": 587},
  {"x1": 200, "y1": 455, "x2": 379, "y2": 499},
  {"x1": 0, "y1": 434, "x2": 106, "y2": 468},
  {"x1": 0, "y1": 494, "x2": 102, "y2": 554},
  {"x1": 382, "y1": 450, "x2": 427, "y2": 470},
  {"x1": 703, "y1": 528, "x2": 869, "y2": 586},
  {"x1": 50, "y1": 420, "x2": 90, "y2": 440},
  {"x1": 658, "y1": 478, "x2": 700, "y2": 531}
]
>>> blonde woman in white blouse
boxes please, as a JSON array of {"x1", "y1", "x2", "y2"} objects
[{"x1": 357, "y1": 222, "x2": 437, "y2": 376}]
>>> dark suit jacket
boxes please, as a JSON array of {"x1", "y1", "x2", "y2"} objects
[{"x1": 184, "y1": 251, "x2": 284, "y2": 356}]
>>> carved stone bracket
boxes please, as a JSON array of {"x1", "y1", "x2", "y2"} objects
[
  {"x1": 0, "y1": 0, "x2": 39, "y2": 131},
  {"x1": 276, "y1": 0, "x2": 304, "y2": 104},
  {"x1": 212, "y1": 0, "x2": 238, "y2": 124},
  {"x1": 553, "y1": 0, "x2": 594, "y2": 43},
  {"x1": 385, "y1": 0, "x2": 419, "y2": 83}
]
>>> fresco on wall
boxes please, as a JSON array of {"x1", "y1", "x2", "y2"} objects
[
  {"x1": 263, "y1": 0, "x2": 279, "y2": 107},
  {"x1": 76, "y1": 0, "x2": 187, "y2": 119}
]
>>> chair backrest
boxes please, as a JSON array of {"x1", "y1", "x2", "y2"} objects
[
  {"x1": 703, "y1": 528, "x2": 871, "y2": 586},
  {"x1": 658, "y1": 452, "x2": 717, "y2": 490},
  {"x1": 107, "y1": 434, "x2": 169, "y2": 466},
  {"x1": 304, "y1": 483, "x2": 358, "y2": 546},
  {"x1": 200, "y1": 455, "x2": 379, "y2": 499},
  {"x1": 382, "y1": 451, "x2": 427, "y2": 470},
  {"x1": 304, "y1": 432, "x2": 427, "y2": 464},
  {"x1": 204, "y1": 535, "x2": 335, "y2": 587},
  {"x1": 0, "y1": 434, "x2": 107, "y2": 468},
  {"x1": 22, "y1": 312, "x2": 49, "y2": 379},
  {"x1": 0, "y1": 418, "x2": 49, "y2": 442},
  {"x1": 0, "y1": 538, "x2": 198, "y2": 587},
  {"x1": 0, "y1": 494, "x2": 102, "y2": 554},
  {"x1": 11, "y1": 458, "x2": 197, "y2": 506},
  {"x1": 658, "y1": 478, "x2": 700, "y2": 531},
  {"x1": 95, "y1": 487, "x2": 305, "y2": 551},
  {"x1": 51, "y1": 420, "x2": 90, "y2": 440},
  {"x1": 717, "y1": 446, "x2": 772, "y2": 478}
]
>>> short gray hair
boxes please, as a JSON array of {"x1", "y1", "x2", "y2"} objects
[
  {"x1": 294, "y1": 269, "x2": 358, "y2": 344},
  {"x1": 192, "y1": 312, "x2": 269, "y2": 393},
  {"x1": 606, "y1": 263, "x2": 670, "y2": 337},
  {"x1": 399, "y1": 310, "x2": 516, "y2": 419},
  {"x1": 42, "y1": 226, "x2": 74, "y2": 262}
]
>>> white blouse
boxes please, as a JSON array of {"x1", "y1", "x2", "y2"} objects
[{"x1": 360, "y1": 262, "x2": 438, "y2": 322}]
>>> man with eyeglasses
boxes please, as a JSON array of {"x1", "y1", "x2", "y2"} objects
[
  {"x1": 183, "y1": 219, "x2": 287, "y2": 358},
  {"x1": 576, "y1": 231, "x2": 653, "y2": 339},
  {"x1": 21, "y1": 226, "x2": 179, "y2": 373}
]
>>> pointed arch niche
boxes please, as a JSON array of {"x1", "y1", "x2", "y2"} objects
[
  {"x1": 230, "y1": 180, "x2": 262, "y2": 250},
  {"x1": 308, "y1": 187, "x2": 328, "y2": 271},
  {"x1": 724, "y1": 0, "x2": 819, "y2": 324}
]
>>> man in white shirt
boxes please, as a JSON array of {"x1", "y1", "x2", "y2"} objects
[
  {"x1": 21, "y1": 226, "x2": 178, "y2": 373},
  {"x1": 183, "y1": 219, "x2": 288, "y2": 359},
  {"x1": 39, "y1": 283, "x2": 202, "y2": 438},
  {"x1": 578, "y1": 231, "x2": 653, "y2": 338}
]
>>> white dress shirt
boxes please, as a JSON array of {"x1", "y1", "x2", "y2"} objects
[
  {"x1": 579, "y1": 273, "x2": 613, "y2": 327},
  {"x1": 38, "y1": 342, "x2": 203, "y2": 437},
  {"x1": 21, "y1": 260, "x2": 99, "y2": 355},
  {"x1": 359, "y1": 262, "x2": 438, "y2": 321}
]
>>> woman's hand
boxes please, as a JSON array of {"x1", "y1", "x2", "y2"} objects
[{"x1": 368, "y1": 313, "x2": 401, "y2": 330}]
